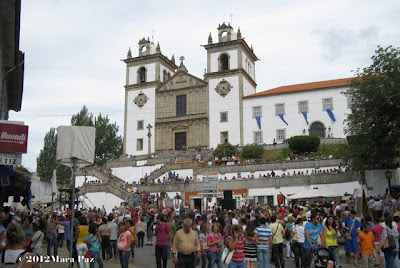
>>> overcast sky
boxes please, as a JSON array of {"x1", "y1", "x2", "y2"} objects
[{"x1": 9, "y1": 0, "x2": 400, "y2": 172}]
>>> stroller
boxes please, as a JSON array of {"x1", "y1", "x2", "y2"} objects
[{"x1": 311, "y1": 247, "x2": 334, "y2": 268}]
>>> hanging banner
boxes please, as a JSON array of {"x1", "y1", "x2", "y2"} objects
[
  {"x1": 278, "y1": 114, "x2": 288, "y2": 125},
  {"x1": 326, "y1": 109, "x2": 336, "y2": 122},
  {"x1": 301, "y1": 111, "x2": 309, "y2": 125},
  {"x1": 255, "y1": 116, "x2": 261, "y2": 129}
]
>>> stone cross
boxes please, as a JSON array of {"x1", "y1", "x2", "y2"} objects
[
  {"x1": 179, "y1": 56, "x2": 185, "y2": 65},
  {"x1": 147, "y1": 124, "x2": 152, "y2": 155}
]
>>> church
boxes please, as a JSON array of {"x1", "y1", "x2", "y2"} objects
[{"x1": 122, "y1": 23, "x2": 353, "y2": 157}]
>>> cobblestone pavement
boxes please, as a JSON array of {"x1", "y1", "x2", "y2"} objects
[{"x1": 41, "y1": 244, "x2": 359, "y2": 268}]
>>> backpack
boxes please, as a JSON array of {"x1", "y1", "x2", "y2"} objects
[{"x1": 382, "y1": 228, "x2": 396, "y2": 252}]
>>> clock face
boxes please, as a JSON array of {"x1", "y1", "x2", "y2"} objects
[
  {"x1": 134, "y1": 92, "x2": 148, "y2": 108},
  {"x1": 215, "y1": 79, "x2": 232, "y2": 97}
]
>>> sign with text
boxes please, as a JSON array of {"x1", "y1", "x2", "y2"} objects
[
  {"x1": 0, "y1": 122, "x2": 28, "y2": 153},
  {"x1": 202, "y1": 172, "x2": 219, "y2": 197},
  {"x1": 0, "y1": 152, "x2": 22, "y2": 165}
]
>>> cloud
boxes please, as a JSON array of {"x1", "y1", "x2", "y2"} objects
[{"x1": 313, "y1": 26, "x2": 380, "y2": 62}]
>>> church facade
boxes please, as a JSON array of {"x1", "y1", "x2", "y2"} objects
[{"x1": 123, "y1": 23, "x2": 353, "y2": 157}]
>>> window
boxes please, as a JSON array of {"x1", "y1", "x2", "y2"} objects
[
  {"x1": 252, "y1": 106, "x2": 262, "y2": 118},
  {"x1": 220, "y1": 53, "x2": 229, "y2": 71},
  {"x1": 254, "y1": 131, "x2": 263, "y2": 144},
  {"x1": 220, "y1": 112, "x2": 228, "y2": 122},
  {"x1": 137, "y1": 120, "x2": 144, "y2": 130},
  {"x1": 347, "y1": 95, "x2": 354, "y2": 109},
  {"x1": 137, "y1": 139, "x2": 143, "y2": 151},
  {"x1": 220, "y1": 131, "x2": 228, "y2": 144},
  {"x1": 322, "y1": 98, "x2": 333, "y2": 111},
  {"x1": 298, "y1": 101, "x2": 309, "y2": 113},
  {"x1": 275, "y1": 103, "x2": 285, "y2": 115},
  {"x1": 176, "y1": 95, "x2": 187, "y2": 116},
  {"x1": 276, "y1": 129, "x2": 286, "y2": 141},
  {"x1": 138, "y1": 67, "x2": 146, "y2": 83},
  {"x1": 163, "y1": 69, "x2": 167, "y2": 82}
]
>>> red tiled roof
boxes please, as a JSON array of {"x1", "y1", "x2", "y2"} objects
[{"x1": 245, "y1": 77, "x2": 356, "y2": 98}]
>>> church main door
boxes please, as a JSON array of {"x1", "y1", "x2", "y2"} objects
[
  {"x1": 175, "y1": 132, "x2": 187, "y2": 150},
  {"x1": 309, "y1": 122, "x2": 325, "y2": 138}
]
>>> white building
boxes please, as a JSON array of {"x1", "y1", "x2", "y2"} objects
[{"x1": 123, "y1": 23, "x2": 353, "y2": 157}]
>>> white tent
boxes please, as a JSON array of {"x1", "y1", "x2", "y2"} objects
[{"x1": 287, "y1": 189, "x2": 342, "y2": 200}]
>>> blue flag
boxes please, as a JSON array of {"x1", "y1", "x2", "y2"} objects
[
  {"x1": 326, "y1": 108, "x2": 336, "y2": 121},
  {"x1": 278, "y1": 113, "x2": 288, "y2": 125},
  {"x1": 255, "y1": 116, "x2": 261, "y2": 129},
  {"x1": 302, "y1": 111, "x2": 309, "y2": 125}
]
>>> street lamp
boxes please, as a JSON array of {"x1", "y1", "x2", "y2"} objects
[{"x1": 384, "y1": 170, "x2": 393, "y2": 196}]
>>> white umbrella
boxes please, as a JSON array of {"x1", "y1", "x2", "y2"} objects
[{"x1": 287, "y1": 189, "x2": 342, "y2": 200}]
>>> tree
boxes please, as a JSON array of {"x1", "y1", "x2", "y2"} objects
[
  {"x1": 71, "y1": 105, "x2": 94, "y2": 126},
  {"x1": 93, "y1": 114, "x2": 123, "y2": 165},
  {"x1": 241, "y1": 144, "x2": 264, "y2": 159},
  {"x1": 213, "y1": 142, "x2": 236, "y2": 158},
  {"x1": 344, "y1": 45, "x2": 400, "y2": 172},
  {"x1": 288, "y1": 135, "x2": 320, "y2": 154},
  {"x1": 36, "y1": 128, "x2": 71, "y2": 184}
]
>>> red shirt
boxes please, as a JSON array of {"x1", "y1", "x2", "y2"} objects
[{"x1": 155, "y1": 222, "x2": 170, "y2": 246}]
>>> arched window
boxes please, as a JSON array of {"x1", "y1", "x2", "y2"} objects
[
  {"x1": 138, "y1": 67, "x2": 146, "y2": 83},
  {"x1": 220, "y1": 53, "x2": 229, "y2": 71},
  {"x1": 309, "y1": 122, "x2": 325, "y2": 138}
]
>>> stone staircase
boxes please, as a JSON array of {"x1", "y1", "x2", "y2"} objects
[
  {"x1": 146, "y1": 161, "x2": 205, "y2": 181},
  {"x1": 76, "y1": 168, "x2": 126, "y2": 187},
  {"x1": 79, "y1": 183, "x2": 133, "y2": 200}
]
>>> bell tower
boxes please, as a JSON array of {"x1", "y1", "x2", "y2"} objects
[
  {"x1": 122, "y1": 37, "x2": 177, "y2": 156},
  {"x1": 203, "y1": 23, "x2": 258, "y2": 148}
]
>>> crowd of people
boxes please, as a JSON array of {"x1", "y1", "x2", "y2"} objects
[{"x1": 2, "y1": 193, "x2": 400, "y2": 267}]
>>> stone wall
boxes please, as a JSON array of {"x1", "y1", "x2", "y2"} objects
[{"x1": 138, "y1": 172, "x2": 359, "y2": 193}]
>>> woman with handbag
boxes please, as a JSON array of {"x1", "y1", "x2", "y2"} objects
[
  {"x1": 226, "y1": 224, "x2": 246, "y2": 268},
  {"x1": 324, "y1": 216, "x2": 341, "y2": 267},
  {"x1": 29, "y1": 220, "x2": 45, "y2": 256},
  {"x1": 379, "y1": 215, "x2": 399, "y2": 268},
  {"x1": 343, "y1": 210, "x2": 361, "y2": 266},
  {"x1": 291, "y1": 217, "x2": 305, "y2": 268},
  {"x1": 207, "y1": 222, "x2": 223, "y2": 268}
]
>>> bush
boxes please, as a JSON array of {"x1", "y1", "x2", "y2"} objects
[
  {"x1": 241, "y1": 144, "x2": 265, "y2": 159},
  {"x1": 213, "y1": 142, "x2": 236, "y2": 158},
  {"x1": 288, "y1": 135, "x2": 320, "y2": 154}
]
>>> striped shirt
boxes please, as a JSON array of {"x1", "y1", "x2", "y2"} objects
[
  {"x1": 226, "y1": 236, "x2": 245, "y2": 263},
  {"x1": 254, "y1": 226, "x2": 272, "y2": 250}
]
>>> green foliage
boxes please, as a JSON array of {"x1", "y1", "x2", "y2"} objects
[
  {"x1": 344, "y1": 45, "x2": 400, "y2": 172},
  {"x1": 275, "y1": 143, "x2": 347, "y2": 161},
  {"x1": 71, "y1": 105, "x2": 94, "y2": 126},
  {"x1": 14, "y1": 165, "x2": 31, "y2": 174},
  {"x1": 241, "y1": 144, "x2": 265, "y2": 159},
  {"x1": 213, "y1": 143, "x2": 236, "y2": 158},
  {"x1": 94, "y1": 114, "x2": 123, "y2": 166},
  {"x1": 288, "y1": 135, "x2": 320, "y2": 154},
  {"x1": 36, "y1": 128, "x2": 71, "y2": 184}
]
